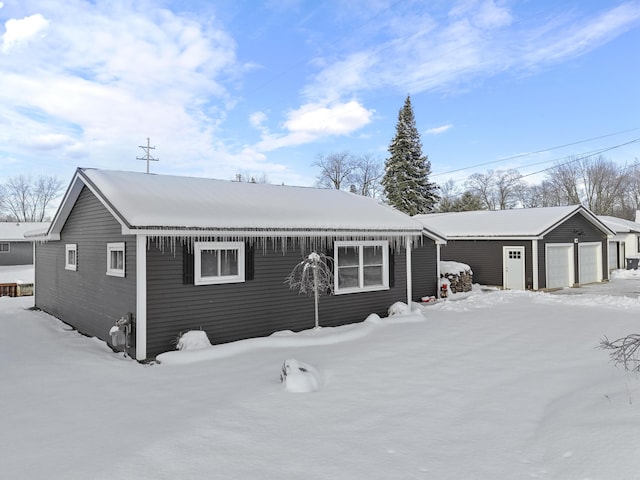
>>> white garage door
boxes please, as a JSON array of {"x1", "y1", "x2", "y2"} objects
[
  {"x1": 608, "y1": 242, "x2": 618, "y2": 270},
  {"x1": 579, "y1": 243, "x2": 601, "y2": 284},
  {"x1": 546, "y1": 244, "x2": 573, "y2": 289}
]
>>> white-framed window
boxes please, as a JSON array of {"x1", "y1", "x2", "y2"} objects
[
  {"x1": 106, "y1": 242, "x2": 125, "y2": 277},
  {"x1": 65, "y1": 244, "x2": 77, "y2": 271},
  {"x1": 334, "y1": 240, "x2": 389, "y2": 294},
  {"x1": 0, "y1": 242, "x2": 9, "y2": 253},
  {"x1": 194, "y1": 241, "x2": 245, "y2": 285}
]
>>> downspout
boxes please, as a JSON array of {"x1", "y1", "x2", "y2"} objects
[
  {"x1": 436, "y1": 242, "x2": 441, "y2": 298},
  {"x1": 406, "y1": 236, "x2": 412, "y2": 307},
  {"x1": 136, "y1": 234, "x2": 147, "y2": 361},
  {"x1": 532, "y1": 239, "x2": 539, "y2": 290}
]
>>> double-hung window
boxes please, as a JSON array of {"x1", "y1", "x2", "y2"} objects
[
  {"x1": 0, "y1": 242, "x2": 9, "y2": 253},
  {"x1": 65, "y1": 244, "x2": 77, "y2": 271},
  {"x1": 194, "y1": 241, "x2": 245, "y2": 285},
  {"x1": 106, "y1": 242, "x2": 125, "y2": 277},
  {"x1": 334, "y1": 241, "x2": 389, "y2": 294}
]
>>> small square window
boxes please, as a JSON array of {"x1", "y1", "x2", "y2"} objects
[
  {"x1": 65, "y1": 244, "x2": 77, "y2": 271},
  {"x1": 194, "y1": 241, "x2": 245, "y2": 285},
  {"x1": 0, "y1": 242, "x2": 9, "y2": 253},
  {"x1": 106, "y1": 242, "x2": 125, "y2": 277}
]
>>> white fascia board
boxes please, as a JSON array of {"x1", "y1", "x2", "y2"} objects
[
  {"x1": 445, "y1": 236, "x2": 543, "y2": 241},
  {"x1": 120, "y1": 227, "x2": 424, "y2": 238}
]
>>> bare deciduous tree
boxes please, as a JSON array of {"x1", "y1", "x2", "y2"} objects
[
  {"x1": 1, "y1": 175, "x2": 64, "y2": 222},
  {"x1": 599, "y1": 334, "x2": 640, "y2": 373},
  {"x1": 465, "y1": 169, "x2": 522, "y2": 210},
  {"x1": 581, "y1": 155, "x2": 628, "y2": 215},
  {"x1": 351, "y1": 153, "x2": 383, "y2": 197},
  {"x1": 466, "y1": 171, "x2": 496, "y2": 210},
  {"x1": 546, "y1": 159, "x2": 582, "y2": 205},
  {"x1": 314, "y1": 151, "x2": 383, "y2": 197},
  {"x1": 314, "y1": 152, "x2": 355, "y2": 190}
]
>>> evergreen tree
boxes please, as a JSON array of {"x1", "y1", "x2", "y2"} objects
[
  {"x1": 451, "y1": 191, "x2": 484, "y2": 211},
  {"x1": 382, "y1": 95, "x2": 439, "y2": 215}
]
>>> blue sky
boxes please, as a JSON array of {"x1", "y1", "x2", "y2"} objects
[{"x1": 1, "y1": 0, "x2": 639, "y2": 190}]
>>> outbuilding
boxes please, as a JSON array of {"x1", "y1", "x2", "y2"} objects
[
  {"x1": 34, "y1": 168, "x2": 441, "y2": 360},
  {"x1": 0, "y1": 222, "x2": 49, "y2": 266},
  {"x1": 414, "y1": 205, "x2": 614, "y2": 290},
  {"x1": 598, "y1": 215, "x2": 640, "y2": 270}
]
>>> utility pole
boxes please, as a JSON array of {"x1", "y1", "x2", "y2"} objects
[{"x1": 136, "y1": 137, "x2": 159, "y2": 173}]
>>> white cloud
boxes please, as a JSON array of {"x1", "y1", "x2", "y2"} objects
[
  {"x1": 255, "y1": 101, "x2": 374, "y2": 152},
  {"x1": 28, "y1": 133, "x2": 75, "y2": 150},
  {"x1": 1, "y1": 13, "x2": 50, "y2": 53},
  {"x1": 302, "y1": 2, "x2": 640, "y2": 100},
  {"x1": 249, "y1": 111, "x2": 268, "y2": 129},
  {"x1": 0, "y1": 2, "x2": 261, "y2": 180},
  {"x1": 518, "y1": 2, "x2": 640, "y2": 68},
  {"x1": 426, "y1": 124, "x2": 453, "y2": 135},
  {"x1": 473, "y1": 0, "x2": 513, "y2": 29}
]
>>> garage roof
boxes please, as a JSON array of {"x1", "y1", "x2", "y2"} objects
[{"x1": 414, "y1": 205, "x2": 614, "y2": 239}]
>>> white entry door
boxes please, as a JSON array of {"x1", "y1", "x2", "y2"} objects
[
  {"x1": 579, "y1": 242, "x2": 602, "y2": 284},
  {"x1": 546, "y1": 244, "x2": 573, "y2": 289},
  {"x1": 503, "y1": 246, "x2": 525, "y2": 290}
]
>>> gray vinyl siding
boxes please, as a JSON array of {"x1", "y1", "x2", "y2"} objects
[
  {"x1": 411, "y1": 239, "x2": 439, "y2": 300},
  {"x1": 538, "y1": 212, "x2": 609, "y2": 288},
  {"x1": 146, "y1": 240, "x2": 411, "y2": 358},
  {"x1": 35, "y1": 187, "x2": 137, "y2": 352},
  {"x1": 440, "y1": 240, "x2": 534, "y2": 288},
  {"x1": 0, "y1": 242, "x2": 33, "y2": 266}
]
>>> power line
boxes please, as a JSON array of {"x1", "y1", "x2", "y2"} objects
[{"x1": 432, "y1": 128, "x2": 640, "y2": 177}]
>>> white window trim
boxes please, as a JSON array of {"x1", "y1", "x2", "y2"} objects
[
  {"x1": 334, "y1": 240, "x2": 389, "y2": 295},
  {"x1": 106, "y1": 242, "x2": 125, "y2": 277},
  {"x1": 194, "y1": 241, "x2": 245, "y2": 285},
  {"x1": 0, "y1": 242, "x2": 9, "y2": 253},
  {"x1": 65, "y1": 244, "x2": 77, "y2": 271}
]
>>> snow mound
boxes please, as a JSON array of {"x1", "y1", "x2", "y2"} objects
[
  {"x1": 440, "y1": 260, "x2": 472, "y2": 275},
  {"x1": 388, "y1": 301, "x2": 410, "y2": 316},
  {"x1": 176, "y1": 330, "x2": 212, "y2": 351},
  {"x1": 280, "y1": 359, "x2": 321, "y2": 393}
]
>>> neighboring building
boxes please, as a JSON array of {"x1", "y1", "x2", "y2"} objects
[
  {"x1": 33, "y1": 168, "x2": 442, "y2": 361},
  {"x1": 414, "y1": 205, "x2": 614, "y2": 291},
  {"x1": 0, "y1": 222, "x2": 50, "y2": 266},
  {"x1": 598, "y1": 215, "x2": 640, "y2": 270}
]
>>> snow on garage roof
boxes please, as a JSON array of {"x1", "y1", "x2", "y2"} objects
[
  {"x1": 414, "y1": 205, "x2": 613, "y2": 238},
  {"x1": 0, "y1": 222, "x2": 50, "y2": 241},
  {"x1": 598, "y1": 215, "x2": 640, "y2": 234},
  {"x1": 49, "y1": 168, "x2": 426, "y2": 238}
]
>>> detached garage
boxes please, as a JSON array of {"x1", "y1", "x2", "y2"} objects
[{"x1": 414, "y1": 205, "x2": 614, "y2": 291}]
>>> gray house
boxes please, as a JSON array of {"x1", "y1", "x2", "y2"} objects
[
  {"x1": 34, "y1": 168, "x2": 442, "y2": 360},
  {"x1": 0, "y1": 222, "x2": 49, "y2": 266},
  {"x1": 414, "y1": 205, "x2": 614, "y2": 290}
]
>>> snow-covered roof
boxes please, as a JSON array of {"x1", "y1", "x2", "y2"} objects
[
  {"x1": 48, "y1": 168, "x2": 427, "y2": 239},
  {"x1": 0, "y1": 222, "x2": 50, "y2": 241},
  {"x1": 597, "y1": 215, "x2": 640, "y2": 234},
  {"x1": 414, "y1": 205, "x2": 614, "y2": 239}
]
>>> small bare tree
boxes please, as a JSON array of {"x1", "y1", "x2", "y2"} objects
[
  {"x1": 1, "y1": 175, "x2": 64, "y2": 222},
  {"x1": 351, "y1": 153, "x2": 383, "y2": 197},
  {"x1": 285, "y1": 252, "x2": 334, "y2": 329},
  {"x1": 599, "y1": 334, "x2": 640, "y2": 373},
  {"x1": 313, "y1": 152, "x2": 355, "y2": 190}
]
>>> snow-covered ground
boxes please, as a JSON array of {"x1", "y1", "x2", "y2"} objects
[{"x1": 2, "y1": 272, "x2": 640, "y2": 479}]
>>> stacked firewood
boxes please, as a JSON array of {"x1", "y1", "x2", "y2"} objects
[{"x1": 441, "y1": 269, "x2": 473, "y2": 293}]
